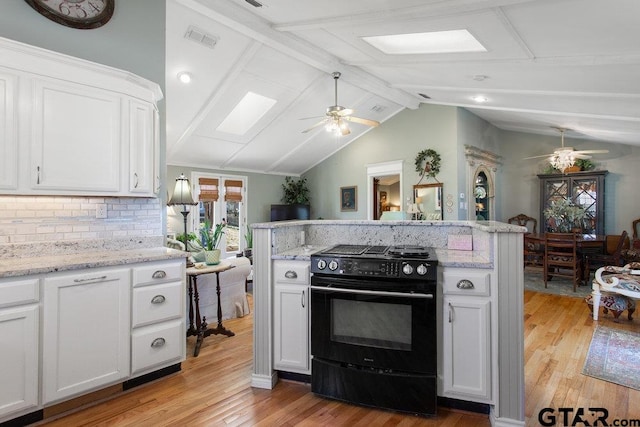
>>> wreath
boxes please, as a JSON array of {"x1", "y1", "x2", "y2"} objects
[{"x1": 414, "y1": 149, "x2": 441, "y2": 179}]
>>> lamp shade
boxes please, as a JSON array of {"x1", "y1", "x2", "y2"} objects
[{"x1": 167, "y1": 173, "x2": 197, "y2": 206}]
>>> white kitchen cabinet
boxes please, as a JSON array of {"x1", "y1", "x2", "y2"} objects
[
  {"x1": 42, "y1": 268, "x2": 131, "y2": 404},
  {"x1": 273, "y1": 260, "x2": 310, "y2": 375},
  {"x1": 0, "y1": 68, "x2": 18, "y2": 191},
  {"x1": 0, "y1": 36, "x2": 162, "y2": 197},
  {"x1": 440, "y1": 268, "x2": 494, "y2": 403},
  {"x1": 130, "y1": 260, "x2": 186, "y2": 376},
  {"x1": 30, "y1": 77, "x2": 121, "y2": 193},
  {"x1": 0, "y1": 278, "x2": 39, "y2": 421},
  {"x1": 128, "y1": 99, "x2": 156, "y2": 195}
]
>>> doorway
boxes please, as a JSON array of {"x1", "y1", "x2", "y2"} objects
[{"x1": 367, "y1": 160, "x2": 403, "y2": 220}]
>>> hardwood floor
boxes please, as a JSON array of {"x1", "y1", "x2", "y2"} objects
[{"x1": 36, "y1": 292, "x2": 640, "y2": 426}]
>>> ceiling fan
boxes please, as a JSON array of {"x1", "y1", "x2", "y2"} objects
[
  {"x1": 523, "y1": 127, "x2": 608, "y2": 172},
  {"x1": 301, "y1": 72, "x2": 380, "y2": 136}
]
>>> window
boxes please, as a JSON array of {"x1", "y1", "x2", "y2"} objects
[{"x1": 191, "y1": 173, "x2": 247, "y2": 259}]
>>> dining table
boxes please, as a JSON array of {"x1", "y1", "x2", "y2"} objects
[{"x1": 524, "y1": 233, "x2": 606, "y2": 284}]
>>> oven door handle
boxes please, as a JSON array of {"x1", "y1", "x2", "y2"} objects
[{"x1": 310, "y1": 285, "x2": 433, "y2": 299}]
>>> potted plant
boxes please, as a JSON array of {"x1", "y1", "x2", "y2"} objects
[
  {"x1": 543, "y1": 199, "x2": 587, "y2": 233},
  {"x1": 200, "y1": 219, "x2": 226, "y2": 265},
  {"x1": 243, "y1": 225, "x2": 253, "y2": 258},
  {"x1": 281, "y1": 176, "x2": 310, "y2": 205}
]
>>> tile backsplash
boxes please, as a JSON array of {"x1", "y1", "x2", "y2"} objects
[{"x1": 0, "y1": 196, "x2": 162, "y2": 244}]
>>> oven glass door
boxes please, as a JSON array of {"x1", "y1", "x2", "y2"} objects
[{"x1": 311, "y1": 276, "x2": 436, "y2": 374}]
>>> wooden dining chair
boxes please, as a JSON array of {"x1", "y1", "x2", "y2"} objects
[
  {"x1": 508, "y1": 214, "x2": 543, "y2": 268},
  {"x1": 544, "y1": 232, "x2": 580, "y2": 292}
]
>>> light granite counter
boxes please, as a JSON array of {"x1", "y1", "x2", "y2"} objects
[{"x1": 0, "y1": 237, "x2": 188, "y2": 278}]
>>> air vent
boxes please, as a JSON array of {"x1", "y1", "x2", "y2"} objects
[
  {"x1": 184, "y1": 25, "x2": 218, "y2": 49},
  {"x1": 419, "y1": 93, "x2": 431, "y2": 99},
  {"x1": 370, "y1": 105, "x2": 387, "y2": 113}
]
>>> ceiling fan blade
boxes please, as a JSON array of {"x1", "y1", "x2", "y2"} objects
[
  {"x1": 302, "y1": 119, "x2": 328, "y2": 133},
  {"x1": 523, "y1": 154, "x2": 554, "y2": 160},
  {"x1": 572, "y1": 153, "x2": 592, "y2": 159},
  {"x1": 575, "y1": 149, "x2": 609, "y2": 154},
  {"x1": 299, "y1": 115, "x2": 326, "y2": 120},
  {"x1": 344, "y1": 116, "x2": 380, "y2": 127},
  {"x1": 336, "y1": 108, "x2": 354, "y2": 117}
]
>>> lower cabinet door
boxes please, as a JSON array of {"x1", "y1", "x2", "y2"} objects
[
  {"x1": 0, "y1": 305, "x2": 39, "y2": 419},
  {"x1": 442, "y1": 297, "x2": 492, "y2": 402},
  {"x1": 274, "y1": 284, "x2": 310, "y2": 374},
  {"x1": 42, "y1": 269, "x2": 131, "y2": 404},
  {"x1": 131, "y1": 320, "x2": 184, "y2": 375}
]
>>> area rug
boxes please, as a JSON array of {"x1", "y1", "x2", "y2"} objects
[
  {"x1": 524, "y1": 271, "x2": 592, "y2": 298},
  {"x1": 582, "y1": 325, "x2": 640, "y2": 390}
]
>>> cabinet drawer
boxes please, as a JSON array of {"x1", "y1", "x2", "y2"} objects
[
  {"x1": 0, "y1": 278, "x2": 39, "y2": 308},
  {"x1": 443, "y1": 269, "x2": 491, "y2": 296},
  {"x1": 132, "y1": 281, "x2": 182, "y2": 327},
  {"x1": 274, "y1": 261, "x2": 310, "y2": 285},
  {"x1": 133, "y1": 261, "x2": 183, "y2": 286},
  {"x1": 131, "y1": 320, "x2": 183, "y2": 374}
]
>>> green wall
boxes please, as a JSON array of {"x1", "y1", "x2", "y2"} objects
[
  {"x1": 304, "y1": 103, "x2": 640, "y2": 236},
  {"x1": 304, "y1": 104, "x2": 459, "y2": 220}
]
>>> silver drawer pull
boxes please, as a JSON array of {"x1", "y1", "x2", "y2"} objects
[
  {"x1": 74, "y1": 275, "x2": 108, "y2": 283},
  {"x1": 151, "y1": 295, "x2": 166, "y2": 304},
  {"x1": 456, "y1": 279, "x2": 475, "y2": 290},
  {"x1": 152, "y1": 270, "x2": 167, "y2": 279},
  {"x1": 151, "y1": 337, "x2": 166, "y2": 348},
  {"x1": 285, "y1": 270, "x2": 298, "y2": 279}
]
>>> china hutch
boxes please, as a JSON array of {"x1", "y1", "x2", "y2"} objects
[
  {"x1": 537, "y1": 170, "x2": 608, "y2": 235},
  {"x1": 465, "y1": 145, "x2": 501, "y2": 221}
]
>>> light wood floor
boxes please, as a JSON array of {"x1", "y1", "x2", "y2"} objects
[{"x1": 37, "y1": 292, "x2": 640, "y2": 426}]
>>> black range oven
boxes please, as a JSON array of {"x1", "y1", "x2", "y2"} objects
[{"x1": 310, "y1": 244, "x2": 438, "y2": 416}]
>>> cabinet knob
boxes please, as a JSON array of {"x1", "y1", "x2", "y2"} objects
[
  {"x1": 285, "y1": 270, "x2": 298, "y2": 279},
  {"x1": 152, "y1": 270, "x2": 167, "y2": 279},
  {"x1": 151, "y1": 295, "x2": 166, "y2": 304},
  {"x1": 150, "y1": 337, "x2": 166, "y2": 348},
  {"x1": 456, "y1": 279, "x2": 475, "y2": 290}
]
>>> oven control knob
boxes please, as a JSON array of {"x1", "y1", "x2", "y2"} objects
[
  {"x1": 316, "y1": 259, "x2": 327, "y2": 270},
  {"x1": 416, "y1": 264, "x2": 428, "y2": 276},
  {"x1": 402, "y1": 263, "x2": 413, "y2": 275},
  {"x1": 328, "y1": 260, "x2": 339, "y2": 271}
]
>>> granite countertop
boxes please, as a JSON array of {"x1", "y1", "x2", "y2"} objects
[{"x1": 0, "y1": 247, "x2": 188, "y2": 279}]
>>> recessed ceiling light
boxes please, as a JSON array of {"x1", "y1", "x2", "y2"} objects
[
  {"x1": 472, "y1": 95, "x2": 488, "y2": 103},
  {"x1": 177, "y1": 72, "x2": 192, "y2": 84},
  {"x1": 362, "y1": 29, "x2": 486, "y2": 55},
  {"x1": 216, "y1": 91, "x2": 277, "y2": 135}
]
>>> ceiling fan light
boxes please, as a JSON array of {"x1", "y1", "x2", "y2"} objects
[{"x1": 549, "y1": 150, "x2": 576, "y2": 173}]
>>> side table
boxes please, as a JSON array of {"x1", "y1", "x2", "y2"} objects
[{"x1": 186, "y1": 261, "x2": 236, "y2": 357}]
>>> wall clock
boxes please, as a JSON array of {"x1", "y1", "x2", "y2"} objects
[{"x1": 24, "y1": 0, "x2": 114, "y2": 30}]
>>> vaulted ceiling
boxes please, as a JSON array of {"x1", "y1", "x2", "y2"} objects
[{"x1": 165, "y1": 0, "x2": 640, "y2": 176}]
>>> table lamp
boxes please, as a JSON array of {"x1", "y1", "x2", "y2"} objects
[{"x1": 167, "y1": 173, "x2": 198, "y2": 264}]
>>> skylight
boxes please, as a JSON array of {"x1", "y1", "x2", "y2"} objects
[
  {"x1": 216, "y1": 92, "x2": 277, "y2": 135},
  {"x1": 362, "y1": 29, "x2": 486, "y2": 54}
]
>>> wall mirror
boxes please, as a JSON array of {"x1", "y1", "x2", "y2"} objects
[{"x1": 413, "y1": 183, "x2": 443, "y2": 220}]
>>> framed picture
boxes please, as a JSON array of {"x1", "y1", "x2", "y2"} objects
[{"x1": 340, "y1": 186, "x2": 357, "y2": 211}]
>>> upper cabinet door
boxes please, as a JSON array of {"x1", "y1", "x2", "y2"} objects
[
  {"x1": 30, "y1": 78, "x2": 121, "y2": 192},
  {"x1": 128, "y1": 99, "x2": 155, "y2": 195},
  {"x1": 0, "y1": 69, "x2": 18, "y2": 191}
]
